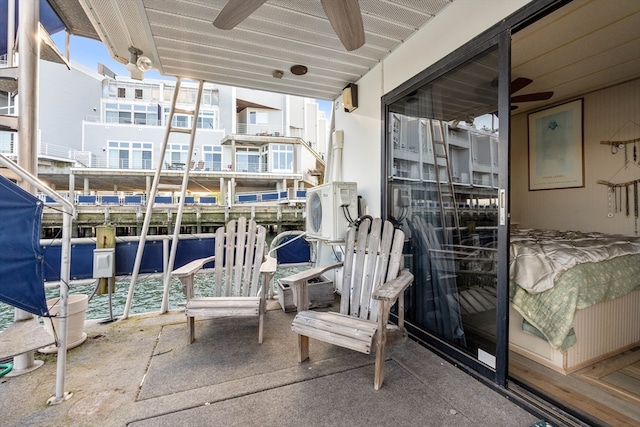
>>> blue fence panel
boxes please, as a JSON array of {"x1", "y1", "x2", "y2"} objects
[
  {"x1": 199, "y1": 196, "x2": 217, "y2": 204},
  {"x1": 238, "y1": 194, "x2": 258, "y2": 203},
  {"x1": 115, "y1": 240, "x2": 165, "y2": 275},
  {"x1": 42, "y1": 243, "x2": 95, "y2": 281},
  {"x1": 101, "y1": 195, "x2": 120, "y2": 205},
  {"x1": 154, "y1": 196, "x2": 173, "y2": 204},
  {"x1": 177, "y1": 196, "x2": 195, "y2": 204},
  {"x1": 296, "y1": 190, "x2": 307, "y2": 198},
  {"x1": 262, "y1": 192, "x2": 278, "y2": 201},
  {"x1": 279, "y1": 191, "x2": 288, "y2": 199},
  {"x1": 41, "y1": 237, "x2": 218, "y2": 281},
  {"x1": 124, "y1": 195, "x2": 143, "y2": 205},
  {"x1": 276, "y1": 235, "x2": 311, "y2": 265},
  {"x1": 77, "y1": 195, "x2": 97, "y2": 205},
  {"x1": 173, "y1": 238, "x2": 215, "y2": 269}
]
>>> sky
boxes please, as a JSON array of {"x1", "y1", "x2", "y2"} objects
[{"x1": 50, "y1": 33, "x2": 334, "y2": 120}]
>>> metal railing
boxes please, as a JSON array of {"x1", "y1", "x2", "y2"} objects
[
  {"x1": 37, "y1": 188, "x2": 308, "y2": 206},
  {"x1": 236, "y1": 123, "x2": 285, "y2": 136}
]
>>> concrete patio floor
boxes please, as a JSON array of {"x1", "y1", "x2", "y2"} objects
[{"x1": 1, "y1": 300, "x2": 543, "y2": 426}]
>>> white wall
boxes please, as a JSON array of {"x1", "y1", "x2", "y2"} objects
[
  {"x1": 40, "y1": 60, "x2": 103, "y2": 151},
  {"x1": 335, "y1": 0, "x2": 531, "y2": 216},
  {"x1": 511, "y1": 78, "x2": 640, "y2": 235}
]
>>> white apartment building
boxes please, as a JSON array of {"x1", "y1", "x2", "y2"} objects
[{"x1": 1, "y1": 58, "x2": 328, "y2": 200}]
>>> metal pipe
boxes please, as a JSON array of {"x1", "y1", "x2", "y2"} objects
[
  {"x1": 17, "y1": 0, "x2": 39, "y2": 193},
  {"x1": 7, "y1": 0, "x2": 15, "y2": 67}
]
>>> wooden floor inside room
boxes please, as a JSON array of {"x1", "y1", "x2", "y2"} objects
[{"x1": 509, "y1": 347, "x2": 640, "y2": 426}]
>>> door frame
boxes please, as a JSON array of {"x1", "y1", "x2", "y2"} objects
[{"x1": 380, "y1": 0, "x2": 571, "y2": 388}]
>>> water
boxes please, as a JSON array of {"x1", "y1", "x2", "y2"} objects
[{"x1": 0, "y1": 266, "x2": 307, "y2": 331}]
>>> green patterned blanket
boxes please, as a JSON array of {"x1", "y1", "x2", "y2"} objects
[{"x1": 510, "y1": 254, "x2": 640, "y2": 351}]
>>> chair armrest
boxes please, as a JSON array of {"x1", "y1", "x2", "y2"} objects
[
  {"x1": 260, "y1": 254, "x2": 277, "y2": 276},
  {"x1": 260, "y1": 254, "x2": 277, "y2": 299},
  {"x1": 279, "y1": 262, "x2": 342, "y2": 288},
  {"x1": 372, "y1": 268, "x2": 413, "y2": 302},
  {"x1": 280, "y1": 262, "x2": 342, "y2": 312},
  {"x1": 172, "y1": 255, "x2": 216, "y2": 278}
]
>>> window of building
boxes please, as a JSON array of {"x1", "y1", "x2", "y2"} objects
[
  {"x1": 201, "y1": 90, "x2": 219, "y2": 106},
  {"x1": 163, "y1": 108, "x2": 217, "y2": 129},
  {"x1": 249, "y1": 111, "x2": 268, "y2": 125},
  {"x1": 0, "y1": 132, "x2": 15, "y2": 155},
  {"x1": 106, "y1": 81, "x2": 159, "y2": 102},
  {"x1": 271, "y1": 144, "x2": 293, "y2": 172},
  {"x1": 164, "y1": 86, "x2": 219, "y2": 106},
  {"x1": 118, "y1": 111, "x2": 132, "y2": 124},
  {"x1": 165, "y1": 144, "x2": 189, "y2": 168},
  {"x1": 106, "y1": 103, "x2": 157, "y2": 126},
  {"x1": 108, "y1": 141, "x2": 153, "y2": 169},
  {"x1": 236, "y1": 147, "x2": 261, "y2": 172},
  {"x1": 197, "y1": 110, "x2": 216, "y2": 129},
  {"x1": 203, "y1": 145, "x2": 222, "y2": 171}
]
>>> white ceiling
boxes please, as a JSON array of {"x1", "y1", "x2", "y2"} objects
[
  {"x1": 72, "y1": 0, "x2": 453, "y2": 100},
  {"x1": 50, "y1": 0, "x2": 640, "y2": 109},
  {"x1": 510, "y1": 0, "x2": 640, "y2": 114}
]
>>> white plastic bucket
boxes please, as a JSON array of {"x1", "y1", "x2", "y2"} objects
[{"x1": 43, "y1": 294, "x2": 88, "y2": 349}]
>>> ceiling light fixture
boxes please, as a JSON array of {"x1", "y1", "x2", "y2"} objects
[
  {"x1": 126, "y1": 47, "x2": 153, "y2": 80},
  {"x1": 290, "y1": 65, "x2": 308, "y2": 76},
  {"x1": 273, "y1": 70, "x2": 284, "y2": 79}
]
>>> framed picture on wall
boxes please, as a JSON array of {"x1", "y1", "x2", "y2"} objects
[{"x1": 528, "y1": 99, "x2": 584, "y2": 190}]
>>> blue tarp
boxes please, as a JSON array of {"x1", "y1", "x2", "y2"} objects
[
  {"x1": 276, "y1": 235, "x2": 311, "y2": 265},
  {"x1": 0, "y1": 176, "x2": 49, "y2": 316}
]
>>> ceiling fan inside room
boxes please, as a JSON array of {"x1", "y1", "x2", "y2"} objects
[
  {"x1": 508, "y1": 77, "x2": 553, "y2": 108},
  {"x1": 213, "y1": 0, "x2": 365, "y2": 51}
]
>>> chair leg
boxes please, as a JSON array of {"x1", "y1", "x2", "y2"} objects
[
  {"x1": 187, "y1": 316, "x2": 195, "y2": 344},
  {"x1": 374, "y1": 302, "x2": 391, "y2": 390},
  {"x1": 258, "y1": 310, "x2": 264, "y2": 344},
  {"x1": 297, "y1": 334, "x2": 309, "y2": 363}
]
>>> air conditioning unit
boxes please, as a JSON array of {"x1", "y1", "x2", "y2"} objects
[{"x1": 305, "y1": 182, "x2": 357, "y2": 242}]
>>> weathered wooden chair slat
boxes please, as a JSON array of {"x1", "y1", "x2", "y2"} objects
[
  {"x1": 283, "y1": 217, "x2": 413, "y2": 390},
  {"x1": 172, "y1": 217, "x2": 276, "y2": 344}
]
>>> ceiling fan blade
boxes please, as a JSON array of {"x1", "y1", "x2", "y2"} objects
[
  {"x1": 321, "y1": 0, "x2": 365, "y2": 51},
  {"x1": 510, "y1": 77, "x2": 533, "y2": 94},
  {"x1": 511, "y1": 91, "x2": 554, "y2": 103},
  {"x1": 213, "y1": 0, "x2": 267, "y2": 30}
]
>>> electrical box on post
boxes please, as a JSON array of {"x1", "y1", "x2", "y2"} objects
[{"x1": 93, "y1": 248, "x2": 115, "y2": 279}]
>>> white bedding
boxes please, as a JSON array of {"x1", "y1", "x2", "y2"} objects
[{"x1": 509, "y1": 229, "x2": 640, "y2": 293}]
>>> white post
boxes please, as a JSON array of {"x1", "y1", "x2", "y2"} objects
[{"x1": 12, "y1": 0, "x2": 41, "y2": 377}]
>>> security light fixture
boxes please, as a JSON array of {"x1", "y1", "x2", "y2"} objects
[{"x1": 126, "y1": 47, "x2": 153, "y2": 80}]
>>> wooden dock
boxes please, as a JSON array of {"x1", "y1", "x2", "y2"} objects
[{"x1": 42, "y1": 203, "x2": 306, "y2": 237}]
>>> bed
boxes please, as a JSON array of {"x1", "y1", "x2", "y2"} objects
[{"x1": 508, "y1": 229, "x2": 640, "y2": 374}]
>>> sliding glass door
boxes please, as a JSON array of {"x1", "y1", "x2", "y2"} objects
[{"x1": 383, "y1": 35, "x2": 510, "y2": 384}]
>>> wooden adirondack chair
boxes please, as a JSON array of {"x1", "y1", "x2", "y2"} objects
[
  {"x1": 171, "y1": 217, "x2": 276, "y2": 344},
  {"x1": 280, "y1": 217, "x2": 413, "y2": 390}
]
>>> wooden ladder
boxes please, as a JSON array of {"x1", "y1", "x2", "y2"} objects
[
  {"x1": 124, "y1": 78, "x2": 205, "y2": 317},
  {"x1": 429, "y1": 119, "x2": 461, "y2": 244}
]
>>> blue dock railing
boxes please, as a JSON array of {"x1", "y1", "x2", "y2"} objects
[{"x1": 38, "y1": 188, "x2": 306, "y2": 206}]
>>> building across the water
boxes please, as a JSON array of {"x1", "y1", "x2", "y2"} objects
[
  {"x1": 1, "y1": 59, "x2": 328, "y2": 204},
  {"x1": 1, "y1": 59, "x2": 329, "y2": 235}
]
